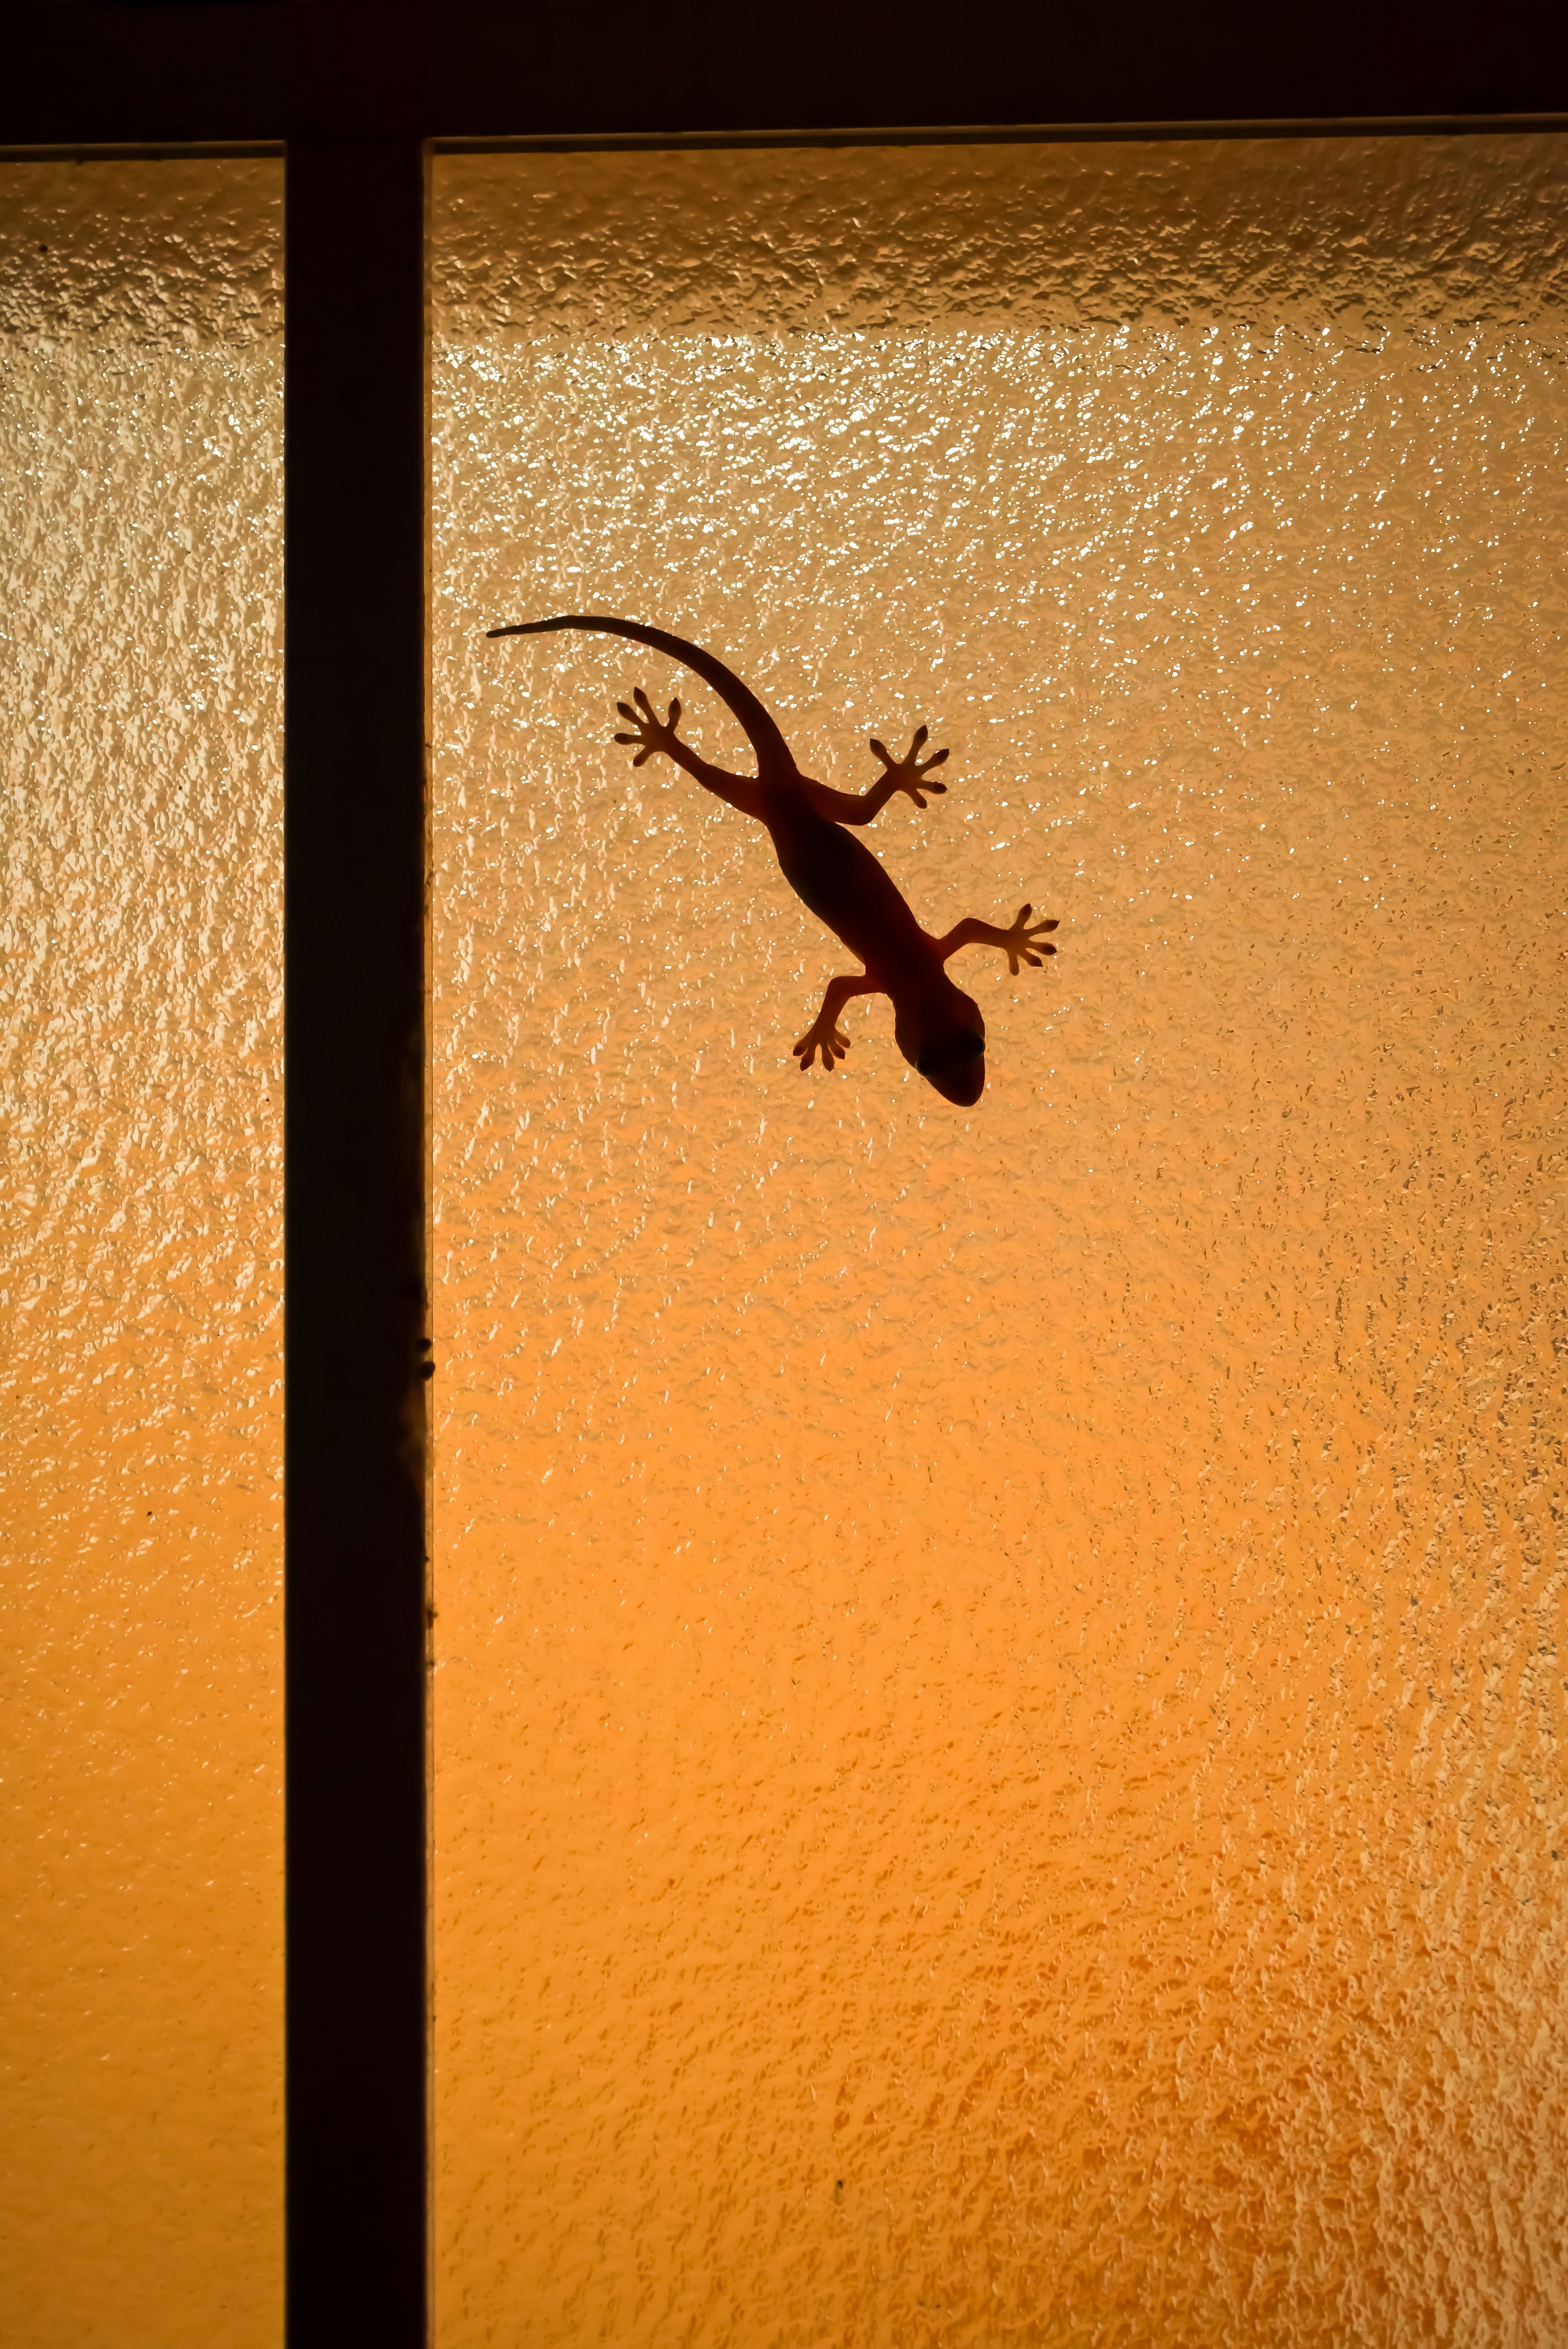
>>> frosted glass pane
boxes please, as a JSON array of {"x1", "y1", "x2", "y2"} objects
[
  {"x1": 0, "y1": 163, "x2": 283, "y2": 2349},
  {"x1": 433, "y1": 139, "x2": 1567, "y2": 2345}
]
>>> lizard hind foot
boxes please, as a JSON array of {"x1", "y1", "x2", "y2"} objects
[
  {"x1": 612, "y1": 689, "x2": 683, "y2": 767},
  {"x1": 869, "y1": 725, "x2": 951, "y2": 807}
]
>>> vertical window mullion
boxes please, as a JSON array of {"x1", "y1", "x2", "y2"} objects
[{"x1": 284, "y1": 135, "x2": 432, "y2": 2349}]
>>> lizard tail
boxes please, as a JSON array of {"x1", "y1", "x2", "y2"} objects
[{"x1": 487, "y1": 613, "x2": 798, "y2": 787}]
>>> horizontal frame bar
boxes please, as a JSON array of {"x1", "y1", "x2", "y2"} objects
[
  {"x1": 10, "y1": 113, "x2": 1562, "y2": 175},
  {"x1": 5, "y1": 115, "x2": 1564, "y2": 176},
  {"x1": 435, "y1": 110, "x2": 1568, "y2": 154},
  {"x1": 5, "y1": 114, "x2": 1564, "y2": 175},
  {"x1": 0, "y1": 139, "x2": 285, "y2": 161},
  {"x1": 9, "y1": 113, "x2": 1565, "y2": 169}
]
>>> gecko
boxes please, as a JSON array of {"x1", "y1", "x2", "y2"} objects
[{"x1": 485, "y1": 614, "x2": 1058, "y2": 1107}]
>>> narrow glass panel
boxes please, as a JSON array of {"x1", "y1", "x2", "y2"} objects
[
  {"x1": 0, "y1": 162, "x2": 283, "y2": 2348},
  {"x1": 433, "y1": 138, "x2": 1566, "y2": 2343}
]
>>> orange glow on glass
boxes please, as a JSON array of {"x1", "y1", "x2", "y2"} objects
[
  {"x1": 432, "y1": 138, "x2": 1568, "y2": 2345},
  {"x1": 0, "y1": 160, "x2": 283, "y2": 2349}
]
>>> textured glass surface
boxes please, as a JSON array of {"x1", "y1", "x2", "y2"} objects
[
  {"x1": 433, "y1": 139, "x2": 1567, "y2": 2345},
  {"x1": 0, "y1": 163, "x2": 283, "y2": 2348}
]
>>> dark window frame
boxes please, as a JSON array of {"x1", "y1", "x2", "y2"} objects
[{"x1": 5, "y1": 10, "x2": 1566, "y2": 2343}]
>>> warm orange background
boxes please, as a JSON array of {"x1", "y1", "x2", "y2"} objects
[
  {"x1": 0, "y1": 163, "x2": 284, "y2": 2349},
  {"x1": 433, "y1": 142, "x2": 1567, "y2": 2343}
]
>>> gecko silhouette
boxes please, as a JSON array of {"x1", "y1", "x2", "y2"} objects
[{"x1": 486, "y1": 614, "x2": 1058, "y2": 1107}]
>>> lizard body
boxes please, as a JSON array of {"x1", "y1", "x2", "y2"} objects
[{"x1": 486, "y1": 613, "x2": 1057, "y2": 1105}]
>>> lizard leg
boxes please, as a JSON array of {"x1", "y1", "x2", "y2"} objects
[
  {"x1": 937, "y1": 903, "x2": 1058, "y2": 975},
  {"x1": 793, "y1": 973, "x2": 877, "y2": 1072},
  {"x1": 800, "y1": 727, "x2": 952, "y2": 826},
  {"x1": 612, "y1": 687, "x2": 765, "y2": 820}
]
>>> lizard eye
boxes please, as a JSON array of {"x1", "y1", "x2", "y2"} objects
[{"x1": 917, "y1": 1030, "x2": 985, "y2": 1077}]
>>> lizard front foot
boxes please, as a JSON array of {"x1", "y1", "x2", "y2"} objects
[
  {"x1": 792, "y1": 1015, "x2": 853, "y2": 1072},
  {"x1": 998, "y1": 903, "x2": 1059, "y2": 974}
]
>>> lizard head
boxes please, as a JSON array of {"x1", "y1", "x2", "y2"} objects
[{"x1": 895, "y1": 983, "x2": 987, "y2": 1107}]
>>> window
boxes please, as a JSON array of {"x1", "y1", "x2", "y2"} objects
[{"x1": 6, "y1": 59, "x2": 1559, "y2": 2349}]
